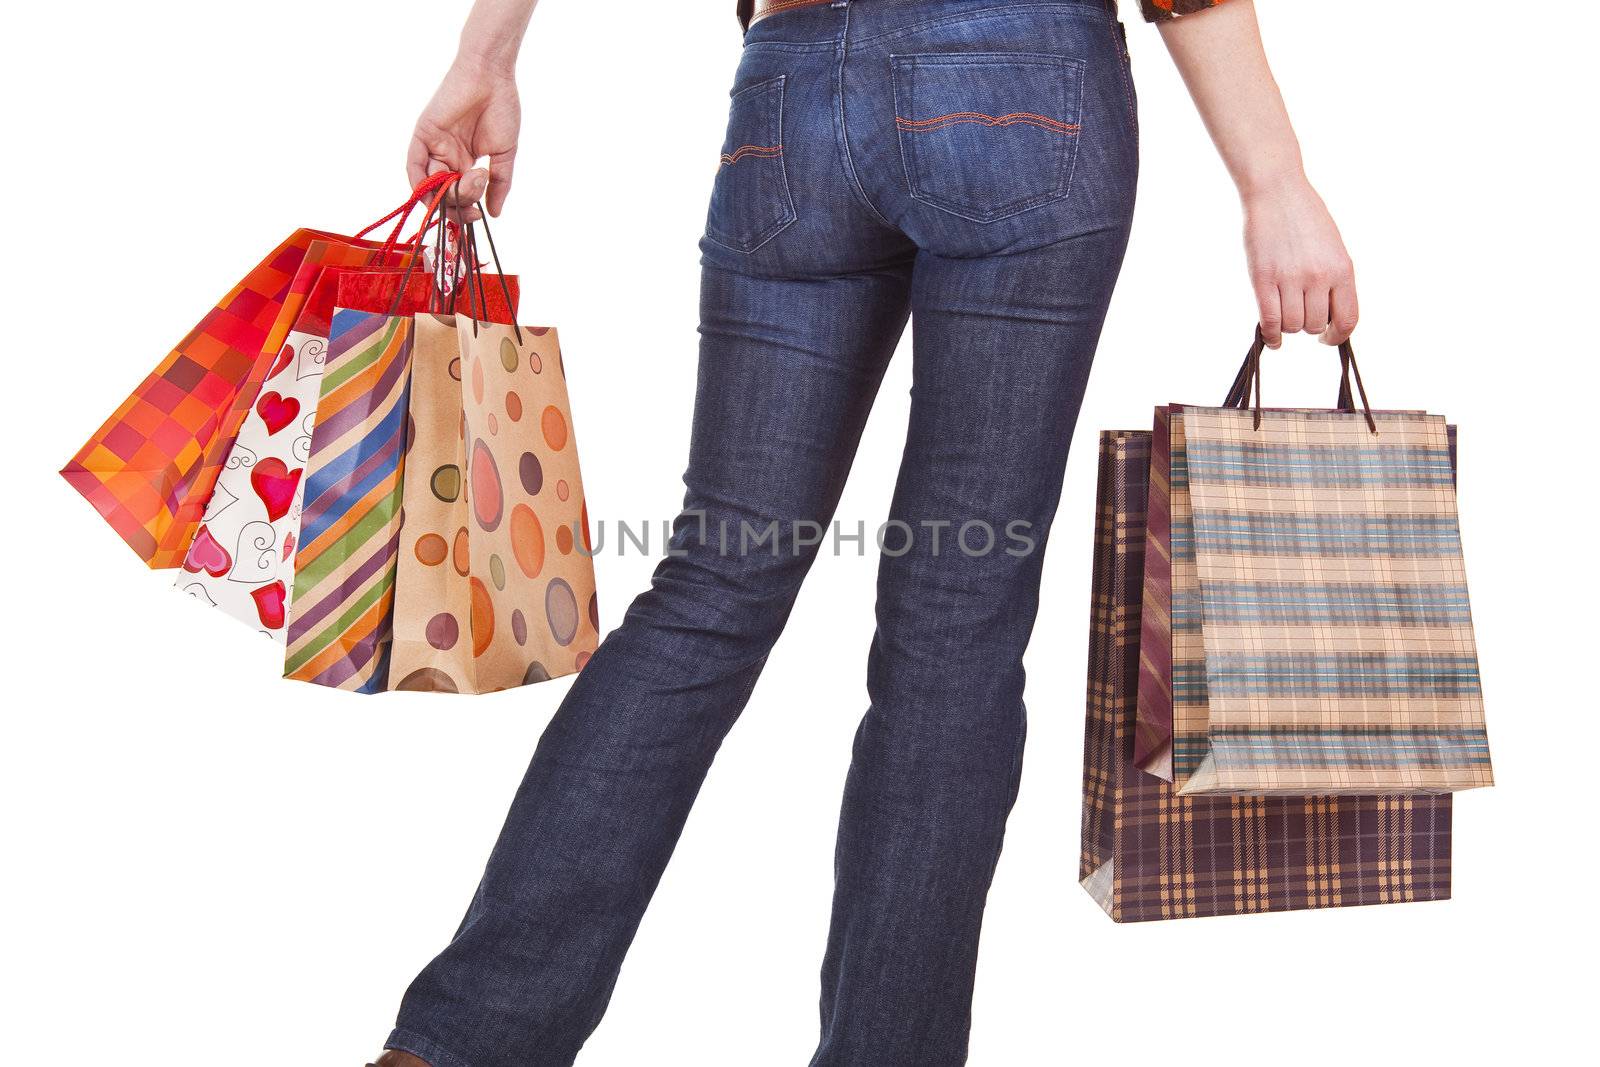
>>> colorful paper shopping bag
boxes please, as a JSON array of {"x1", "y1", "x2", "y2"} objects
[
  {"x1": 62, "y1": 230, "x2": 314, "y2": 567},
  {"x1": 1080, "y1": 429, "x2": 1452, "y2": 921},
  {"x1": 63, "y1": 172, "x2": 476, "y2": 569},
  {"x1": 61, "y1": 230, "x2": 409, "y2": 568},
  {"x1": 283, "y1": 302, "x2": 525, "y2": 689},
  {"x1": 282, "y1": 309, "x2": 417, "y2": 692},
  {"x1": 388, "y1": 315, "x2": 599, "y2": 693},
  {"x1": 176, "y1": 265, "x2": 519, "y2": 638}
]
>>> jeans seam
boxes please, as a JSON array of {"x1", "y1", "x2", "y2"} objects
[
  {"x1": 834, "y1": 5, "x2": 898, "y2": 231},
  {"x1": 1104, "y1": 19, "x2": 1139, "y2": 146}
]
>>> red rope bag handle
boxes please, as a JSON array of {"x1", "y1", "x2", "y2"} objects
[{"x1": 354, "y1": 171, "x2": 464, "y2": 264}]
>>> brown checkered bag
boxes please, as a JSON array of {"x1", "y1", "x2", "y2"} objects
[{"x1": 1080, "y1": 429, "x2": 1452, "y2": 921}]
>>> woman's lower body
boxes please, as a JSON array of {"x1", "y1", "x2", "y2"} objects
[{"x1": 386, "y1": 2, "x2": 1137, "y2": 1064}]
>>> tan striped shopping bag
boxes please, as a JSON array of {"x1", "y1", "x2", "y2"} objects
[{"x1": 1135, "y1": 332, "x2": 1493, "y2": 796}]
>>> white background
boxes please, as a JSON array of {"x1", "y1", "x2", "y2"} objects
[{"x1": 2, "y1": 2, "x2": 1595, "y2": 1064}]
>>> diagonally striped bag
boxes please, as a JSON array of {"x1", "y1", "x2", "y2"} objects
[
  {"x1": 1136, "y1": 333, "x2": 1492, "y2": 796},
  {"x1": 283, "y1": 309, "x2": 416, "y2": 692}
]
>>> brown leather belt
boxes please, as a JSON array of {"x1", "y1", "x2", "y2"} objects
[
  {"x1": 739, "y1": 0, "x2": 837, "y2": 30},
  {"x1": 742, "y1": 0, "x2": 1116, "y2": 28}
]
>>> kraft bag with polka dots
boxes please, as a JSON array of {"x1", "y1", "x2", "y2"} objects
[{"x1": 387, "y1": 313, "x2": 599, "y2": 693}]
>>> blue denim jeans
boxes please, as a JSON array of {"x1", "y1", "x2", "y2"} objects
[{"x1": 388, "y1": 2, "x2": 1137, "y2": 1063}]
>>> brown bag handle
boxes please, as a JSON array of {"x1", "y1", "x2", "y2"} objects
[{"x1": 1222, "y1": 326, "x2": 1377, "y2": 434}]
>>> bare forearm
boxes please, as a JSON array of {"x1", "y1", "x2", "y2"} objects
[
  {"x1": 456, "y1": 0, "x2": 539, "y2": 74},
  {"x1": 1157, "y1": 0, "x2": 1303, "y2": 198},
  {"x1": 1158, "y1": 1, "x2": 1357, "y2": 346},
  {"x1": 408, "y1": 0, "x2": 536, "y2": 213}
]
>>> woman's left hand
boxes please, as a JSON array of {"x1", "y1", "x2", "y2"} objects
[{"x1": 1242, "y1": 177, "x2": 1358, "y2": 348}]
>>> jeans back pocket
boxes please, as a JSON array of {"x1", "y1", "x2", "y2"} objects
[
  {"x1": 705, "y1": 74, "x2": 798, "y2": 254},
  {"x1": 891, "y1": 53, "x2": 1086, "y2": 224}
]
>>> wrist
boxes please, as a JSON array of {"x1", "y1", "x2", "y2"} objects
[
  {"x1": 1233, "y1": 156, "x2": 1310, "y2": 204},
  {"x1": 455, "y1": 38, "x2": 520, "y2": 78},
  {"x1": 1235, "y1": 137, "x2": 1312, "y2": 204}
]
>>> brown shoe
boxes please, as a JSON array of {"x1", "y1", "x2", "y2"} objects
[{"x1": 369, "y1": 1053, "x2": 432, "y2": 1067}]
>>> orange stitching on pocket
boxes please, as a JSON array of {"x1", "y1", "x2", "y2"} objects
[
  {"x1": 895, "y1": 112, "x2": 1081, "y2": 134},
  {"x1": 720, "y1": 144, "x2": 784, "y2": 166}
]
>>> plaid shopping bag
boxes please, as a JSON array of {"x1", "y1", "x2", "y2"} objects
[
  {"x1": 1134, "y1": 335, "x2": 1492, "y2": 796},
  {"x1": 1133, "y1": 405, "x2": 1177, "y2": 779},
  {"x1": 1079, "y1": 430, "x2": 1453, "y2": 921}
]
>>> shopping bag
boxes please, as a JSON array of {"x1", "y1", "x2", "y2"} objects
[
  {"x1": 1137, "y1": 335, "x2": 1492, "y2": 795},
  {"x1": 281, "y1": 305, "x2": 416, "y2": 692},
  {"x1": 61, "y1": 229, "x2": 405, "y2": 568},
  {"x1": 1136, "y1": 361, "x2": 1365, "y2": 778},
  {"x1": 1133, "y1": 405, "x2": 1176, "y2": 779},
  {"x1": 283, "y1": 183, "x2": 526, "y2": 691},
  {"x1": 1080, "y1": 429, "x2": 1452, "y2": 921},
  {"x1": 63, "y1": 172, "x2": 469, "y2": 569},
  {"x1": 176, "y1": 261, "x2": 519, "y2": 637},
  {"x1": 387, "y1": 314, "x2": 599, "y2": 693}
]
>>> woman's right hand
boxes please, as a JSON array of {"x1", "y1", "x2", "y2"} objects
[
  {"x1": 1156, "y1": 1, "x2": 1359, "y2": 348},
  {"x1": 407, "y1": 56, "x2": 522, "y2": 219},
  {"x1": 1242, "y1": 176, "x2": 1359, "y2": 348}
]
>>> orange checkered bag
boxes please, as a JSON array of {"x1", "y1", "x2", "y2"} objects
[{"x1": 59, "y1": 177, "x2": 457, "y2": 568}]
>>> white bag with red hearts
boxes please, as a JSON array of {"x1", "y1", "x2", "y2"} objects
[{"x1": 172, "y1": 328, "x2": 323, "y2": 640}]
